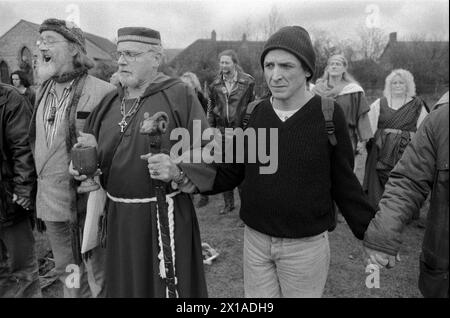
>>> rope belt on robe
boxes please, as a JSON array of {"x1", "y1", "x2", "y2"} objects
[{"x1": 107, "y1": 190, "x2": 181, "y2": 297}]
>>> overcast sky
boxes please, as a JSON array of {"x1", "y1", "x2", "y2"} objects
[{"x1": 0, "y1": 0, "x2": 448, "y2": 48}]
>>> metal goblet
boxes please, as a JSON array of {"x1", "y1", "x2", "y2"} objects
[{"x1": 71, "y1": 145, "x2": 100, "y2": 193}]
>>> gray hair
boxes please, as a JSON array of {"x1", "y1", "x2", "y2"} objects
[
  {"x1": 383, "y1": 69, "x2": 416, "y2": 101},
  {"x1": 71, "y1": 42, "x2": 95, "y2": 69}
]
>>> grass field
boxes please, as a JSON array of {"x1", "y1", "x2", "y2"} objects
[
  {"x1": 35, "y1": 90, "x2": 445, "y2": 298},
  {"x1": 37, "y1": 153, "x2": 426, "y2": 298}
]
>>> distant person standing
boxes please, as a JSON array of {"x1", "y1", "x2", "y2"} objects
[
  {"x1": 10, "y1": 70, "x2": 36, "y2": 108},
  {"x1": 207, "y1": 49, "x2": 255, "y2": 215},
  {"x1": 312, "y1": 54, "x2": 373, "y2": 154},
  {"x1": 363, "y1": 69, "x2": 428, "y2": 210}
]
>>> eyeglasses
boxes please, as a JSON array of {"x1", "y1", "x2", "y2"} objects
[
  {"x1": 36, "y1": 37, "x2": 68, "y2": 47},
  {"x1": 115, "y1": 50, "x2": 155, "y2": 62}
]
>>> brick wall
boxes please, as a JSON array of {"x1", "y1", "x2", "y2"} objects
[{"x1": 0, "y1": 20, "x2": 40, "y2": 83}]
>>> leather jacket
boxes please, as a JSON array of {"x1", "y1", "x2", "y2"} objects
[
  {"x1": 207, "y1": 70, "x2": 255, "y2": 131},
  {"x1": 0, "y1": 84, "x2": 36, "y2": 227}
]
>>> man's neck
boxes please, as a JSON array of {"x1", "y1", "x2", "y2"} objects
[
  {"x1": 273, "y1": 88, "x2": 313, "y2": 111},
  {"x1": 223, "y1": 69, "x2": 236, "y2": 81},
  {"x1": 328, "y1": 75, "x2": 342, "y2": 87},
  {"x1": 54, "y1": 81, "x2": 72, "y2": 99},
  {"x1": 126, "y1": 75, "x2": 157, "y2": 99}
]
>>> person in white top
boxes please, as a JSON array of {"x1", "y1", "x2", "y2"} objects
[{"x1": 363, "y1": 68, "x2": 429, "y2": 210}]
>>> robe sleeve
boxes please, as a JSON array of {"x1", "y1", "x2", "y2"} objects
[
  {"x1": 367, "y1": 99, "x2": 380, "y2": 136},
  {"x1": 175, "y1": 85, "x2": 217, "y2": 192},
  {"x1": 331, "y1": 103, "x2": 376, "y2": 239},
  {"x1": 355, "y1": 92, "x2": 373, "y2": 142}
]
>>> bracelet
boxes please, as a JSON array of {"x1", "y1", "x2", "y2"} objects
[{"x1": 172, "y1": 165, "x2": 185, "y2": 185}]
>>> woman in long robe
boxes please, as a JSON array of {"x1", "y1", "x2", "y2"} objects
[{"x1": 363, "y1": 69, "x2": 429, "y2": 209}]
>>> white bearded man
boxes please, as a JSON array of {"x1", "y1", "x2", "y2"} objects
[
  {"x1": 30, "y1": 18, "x2": 115, "y2": 297},
  {"x1": 71, "y1": 27, "x2": 214, "y2": 297}
]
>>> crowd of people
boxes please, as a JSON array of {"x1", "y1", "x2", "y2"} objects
[{"x1": 0, "y1": 18, "x2": 447, "y2": 298}]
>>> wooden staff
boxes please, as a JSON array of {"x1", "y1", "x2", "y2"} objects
[{"x1": 140, "y1": 111, "x2": 177, "y2": 298}]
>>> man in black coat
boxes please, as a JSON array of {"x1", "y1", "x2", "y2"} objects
[{"x1": 0, "y1": 83, "x2": 40, "y2": 297}]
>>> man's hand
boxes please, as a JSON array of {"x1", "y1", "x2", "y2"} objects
[
  {"x1": 74, "y1": 131, "x2": 98, "y2": 148},
  {"x1": 140, "y1": 153, "x2": 180, "y2": 183},
  {"x1": 364, "y1": 246, "x2": 400, "y2": 269},
  {"x1": 13, "y1": 194, "x2": 32, "y2": 210}
]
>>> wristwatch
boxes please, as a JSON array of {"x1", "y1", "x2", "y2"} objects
[{"x1": 172, "y1": 165, "x2": 185, "y2": 185}]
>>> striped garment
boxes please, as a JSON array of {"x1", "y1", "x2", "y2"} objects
[{"x1": 42, "y1": 80, "x2": 75, "y2": 146}]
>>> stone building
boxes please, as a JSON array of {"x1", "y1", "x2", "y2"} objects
[{"x1": 0, "y1": 19, "x2": 116, "y2": 84}]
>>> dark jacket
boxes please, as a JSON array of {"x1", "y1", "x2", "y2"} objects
[
  {"x1": 0, "y1": 84, "x2": 36, "y2": 227},
  {"x1": 364, "y1": 97, "x2": 449, "y2": 298},
  {"x1": 207, "y1": 70, "x2": 255, "y2": 130}
]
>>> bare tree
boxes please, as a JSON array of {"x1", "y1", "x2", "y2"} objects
[
  {"x1": 355, "y1": 25, "x2": 388, "y2": 61},
  {"x1": 259, "y1": 5, "x2": 286, "y2": 40}
]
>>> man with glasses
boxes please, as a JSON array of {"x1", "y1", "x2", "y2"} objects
[
  {"x1": 71, "y1": 27, "x2": 212, "y2": 297},
  {"x1": 29, "y1": 18, "x2": 115, "y2": 297}
]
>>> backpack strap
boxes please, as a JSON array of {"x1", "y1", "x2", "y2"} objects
[
  {"x1": 321, "y1": 96, "x2": 337, "y2": 146},
  {"x1": 242, "y1": 99, "x2": 264, "y2": 129}
]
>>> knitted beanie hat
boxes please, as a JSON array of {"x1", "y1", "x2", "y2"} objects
[
  {"x1": 260, "y1": 26, "x2": 315, "y2": 79},
  {"x1": 39, "y1": 18, "x2": 86, "y2": 54}
]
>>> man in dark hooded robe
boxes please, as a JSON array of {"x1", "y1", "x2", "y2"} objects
[{"x1": 74, "y1": 27, "x2": 214, "y2": 298}]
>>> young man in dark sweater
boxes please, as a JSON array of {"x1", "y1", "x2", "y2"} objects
[
  {"x1": 144, "y1": 26, "x2": 376, "y2": 298},
  {"x1": 209, "y1": 26, "x2": 376, "y2": 297}
]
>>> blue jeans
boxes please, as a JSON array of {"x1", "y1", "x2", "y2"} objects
[
  {"x1": 0, "y1": 217, "x2": 41, "y2": 298},
  {"x1": 243, "y1": 226, "x2": 330, "y2": 298},
  {"x1": 45, "y1": 221, "x2": 105, "y2": 298}
]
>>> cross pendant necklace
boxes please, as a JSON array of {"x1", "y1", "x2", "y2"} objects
[
  {"x1": 119, "y1": 96, "x2": 141, "y2": 133},
  {"x1": 118, "y1": 119, "x2": 127, "y2": 133}
]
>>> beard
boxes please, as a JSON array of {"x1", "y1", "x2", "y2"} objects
[
  {"x1": 36, "y1": 59, "x2": 57, "y2": 83},
  {"x1": 119, "y1": 73, "x2": 139, "y2": 88}
]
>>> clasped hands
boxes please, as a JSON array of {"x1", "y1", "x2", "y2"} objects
[{"x1": 363, "y1": 246, "x2": 401, "y2": 269}]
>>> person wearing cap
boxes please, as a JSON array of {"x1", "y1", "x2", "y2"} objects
[
  {"x1": 363, "y1": 91, "x2": 448, "y2": 298},
  {"x1": 71, "y1": 27, "x2": 212, "y2": 297},
  {"x1": 30, "y1": 18, "x2": 115, "y2": 297},
  {"x1": 205, "y1": 26, "x2": 376, "y2": 297},
  {"x1": 207, "y1": 49, "x2": 255, "y2": 215},
  {"x1": 312, "y1": 54, "x2": 373, "y2": 155}
]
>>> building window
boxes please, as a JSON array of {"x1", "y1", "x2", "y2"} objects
[
  {"x1": 0, "y1": 60, "x2": 9, "y2": 84},
  {"x1": 19, "y1": 47, "x2": 34, "y2": 84},
  {"x1": 21, "y1": 47, "x2": 32, "y2": 64}
]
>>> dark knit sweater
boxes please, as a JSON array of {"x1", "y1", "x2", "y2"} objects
[{"x1": 211, "y1": 95, "x2": 375, "y2": 239}]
